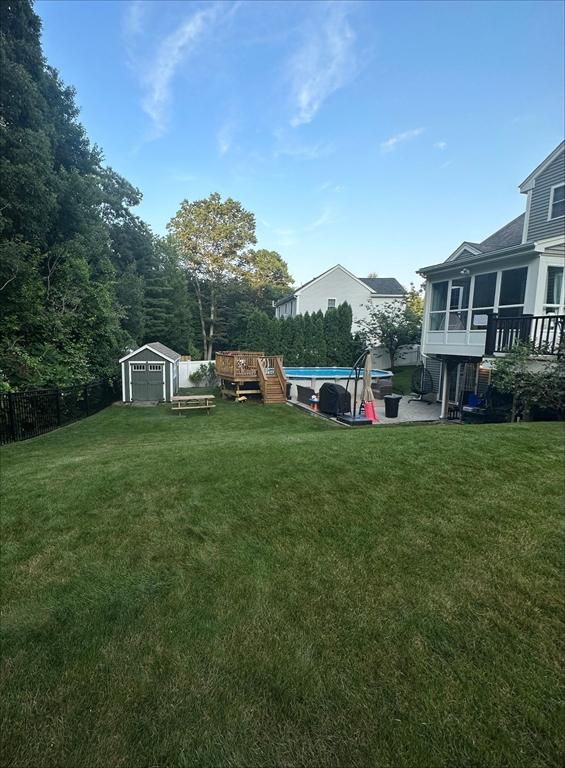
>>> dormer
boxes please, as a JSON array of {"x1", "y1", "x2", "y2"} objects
[{"x1": 520, "y1": 141, "x2": 565, "y2": 244}]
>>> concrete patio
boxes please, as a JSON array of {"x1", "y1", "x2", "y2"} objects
[
  {"x1": 291, "y1": 396, "x2": 441, "y2": 426},
  {"x1": 372, "y1": 396, "x2": 441, "y2": 425}
]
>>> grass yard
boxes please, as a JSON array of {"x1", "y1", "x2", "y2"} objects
[
  {"x1": 1, "y1": 394, "x2": 563, "y2": 768},
  {"x1": 390, "y1": 365, "x2": 418, "y2": 395}
]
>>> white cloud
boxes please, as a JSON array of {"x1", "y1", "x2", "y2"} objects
[
  {"x1": 217, "y1": 122, "x2": 233, "y2": 156},
  {"x1": 434, "y1": 141, "x2": 447, "y2": 150},
  {"x1": 305, "y1": 206, "x2": 332, "y2": 231},
  {"x1": 380, "y1": 127, "x2": 425, "y2": 153},
  {"x1": 273, "y1": 129, "x2": 335, "y2": 159},
  {"x1": 287, "y1": 3, "x2": 360, "y2": 127},
  {"x1": 140, "y1": 8, "x2": 216, "y2": 138},
  {"x1": 123, "y1": 0, "x2": 147, "y2": 40}
]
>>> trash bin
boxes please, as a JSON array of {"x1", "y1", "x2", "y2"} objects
[{"x1": 384, "y1": 394, "x2": 402, "y2": 418}]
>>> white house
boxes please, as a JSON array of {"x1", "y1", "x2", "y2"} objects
[
  {"x1": 418, "y1": 140, "x2": 565, "y2": 417},
  {"x1": 274, "y1": 264, "x2": 405, "y2": 329}
]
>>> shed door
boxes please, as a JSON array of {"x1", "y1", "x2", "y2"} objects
[{"x1": 131, "y1": 362, "x2": 165, "y2": 401}]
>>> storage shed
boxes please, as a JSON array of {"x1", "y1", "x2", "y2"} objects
[{"x1": 120, "y1": 343, "x2": 180, "y2": 403}]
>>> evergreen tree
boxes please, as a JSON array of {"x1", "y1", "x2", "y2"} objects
[
  {"x1": 336, "y1": 302, "x2": 354, "y2": 365},
  {"x1": 311, "y1": 313, "x2": 327, "y2": 365},
  {"x1": 116, "y1": 264, "x2": 145, "y2": 343},
  {"x1": 245, "y1": 309, "x2": 271, "y2": 352},
  {"x1": 289, "y1": 315, "x2": 305, "y2": 365},
  {"x1": 324, "y1": 307, "x2": 341, "y2": 365}
]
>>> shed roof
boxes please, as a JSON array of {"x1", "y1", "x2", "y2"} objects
[
  {"x1": 119, "y1": 342, "x2": 181, "y2": 364},
  {"x1": 145, "y1": 342, "x2": 181, "y2": 361}
]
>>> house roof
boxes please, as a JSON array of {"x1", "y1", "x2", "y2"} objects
[
  {"x1": 119, "y1": 342, "x2": 181, "y2": 364},
  {"x1": 274, "y1": 265, "x2": 405, "y2": 307},
  {"x1": 444, "y1": 213, "x2": 526, "y2": 264},
  {"x1": 358, "y1": 277, "x2": 406, "y2": 295}
]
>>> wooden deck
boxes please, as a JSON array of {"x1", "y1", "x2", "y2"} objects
[{"x1": 215, "y1": 352, "x2": 287, "y2": 404}]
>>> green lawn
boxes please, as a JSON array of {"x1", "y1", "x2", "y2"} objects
[
  {"x1": 1, "y1": 395, "x2": 563, "y2": 768},
  {"x1": 390, "y1": 365, "x2": 418, "y2": 395}
]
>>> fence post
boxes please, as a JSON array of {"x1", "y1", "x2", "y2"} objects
[
  {"x1": 55, "y1": 388, "x2": 61, "y2": 426},
  {"x1": 8, "y1": 392, "x2": 17, "y2": 442},
  {"x1": 84, "y1": 384, "x2": 89, "y2": 417}
]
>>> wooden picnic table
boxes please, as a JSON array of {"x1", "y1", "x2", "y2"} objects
[{"x1": 171, "y1": 394, "x2": 215, "y2": 415}]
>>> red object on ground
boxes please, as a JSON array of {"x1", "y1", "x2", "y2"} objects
[{"x1": 364, "y1": 401, "x2": 378, "y2": 423}]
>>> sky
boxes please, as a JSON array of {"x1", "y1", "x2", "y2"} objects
[{"x1": 36, "y1": 0, "x2": 564, "y2": 288}]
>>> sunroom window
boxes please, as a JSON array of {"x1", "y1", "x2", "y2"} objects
[
  {"x1": 549, "y1": 184, "x2": 565, "y2": 220},
  {"x1": 497, "y1": 267, "x2": 527, "y2": 318},
  {"x1": 544, "y1": 266, "x2": 564, "y2": 314},
  {"x1": 471, "y1": 272, "x2": 496, "y2": 329},
  {"x1": 429, "y1": 281, "x2": 448, "y2": 330},
  {"x1": 448, "y1": 277, "x2": 470, "y2": 330}
]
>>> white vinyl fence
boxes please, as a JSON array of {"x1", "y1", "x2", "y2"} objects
[
  {"x1": 371, "y1": 344, "x2": 421, "y2": 370},
  {"x1": 178, "y1": 360, "x2": 215, "y2": 388}
]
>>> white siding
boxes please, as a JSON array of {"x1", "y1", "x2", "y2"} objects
[{"x1": 296, "y1": 266, "x2": 399, "y2": 329}]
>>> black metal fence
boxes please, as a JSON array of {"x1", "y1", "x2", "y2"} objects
[{"x1": 0, "y1": 379, "x2": 120, "y2": 445}]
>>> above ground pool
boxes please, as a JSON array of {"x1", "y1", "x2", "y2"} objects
[
  {"x1": 284, "y1": 367, "x2": 393, "y2": 408},
  {"x1": 284, "y1": 367, "x2": 393, "y2": 379}
]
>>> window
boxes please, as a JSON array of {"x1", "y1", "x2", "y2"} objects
[
  {"x1": 498, "y1": 267, "x2": 527, "y2": 318},
  {"x1": 544, "y1": 266, "x2": 564, "y2": 314},
  {"x1": 148, "y1": 363, "x2": 163, "y2": 371},
  {"x1": 429, "y1": 281, "x2": 448, "y2": 330},
  {"x1": 448, "y1": 277, "x2": 470, "y2": 330},
  {"x1": 132, "y1": 363, "x2": 145, "y2": 372},
  {"x1": 471, "y1": 272, "x2": 496, "y2": 330},
  {"x1": 327, "y1": 298, "x2": 336, "y2": 310},
  {"x1": 548, "y1": 184, "x2": 565, "y2": 220}
]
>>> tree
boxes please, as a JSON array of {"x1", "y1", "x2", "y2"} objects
[
  {"x1": 245, "y1": 309, "x2": 271, "y2": 353},
  {"x1": 490, "y1": 344, "x2": 565, "y2": 422},
  {"x1": 167, "y1": 193, "x2": 257, "y2": 359},
  {"x1": 406, "y1": 282, "x2": 425, "y2": 319},
  {"x1": 0, "y1": 0, "x2": 129, "y2": 388},
  {"x1": 244, "y1": 249, "x2": 293, "y2": 298},
  {"x1": 358, "y1": 299, "x2": 421, "y2": 370},
  {"x1": 310, "y1": 312, "x2": 327, "y2": 365},
  {"x1": 336, "y1": 302, "x2": 354, "y2": 365},
  {"x1": 324, "y1": 307, "x2": 341, "y2": 365}
]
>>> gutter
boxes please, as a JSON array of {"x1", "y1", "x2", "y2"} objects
[{"x1": 417, "y1": 242, "x2": 538, "y2": 278}]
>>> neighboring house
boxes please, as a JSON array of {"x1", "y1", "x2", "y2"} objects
[
  {"x1": 120, "y1": 342, "x2": 180, "y2": 403},
  {"x1": 274, "y1": 264, "x2": 405, "y2": 329},
  {"x1": 418, "y1": 140, "x2": 565, "y2": 417}
]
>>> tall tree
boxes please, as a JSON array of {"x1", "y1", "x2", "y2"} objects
[
  {"x1": 0, "y1": 0, "x2": 129, "y2": 388},
  {"x1": 168, "y1": 193, "x2": 257, "y2": 359}
]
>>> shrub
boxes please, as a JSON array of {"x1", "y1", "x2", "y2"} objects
[{"x1": 190, "y1": 362, "x2": 217, "y2": 387}]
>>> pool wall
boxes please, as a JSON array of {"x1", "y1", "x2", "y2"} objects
[{"x1": 285, "y1": 368, "x2": 393, "y2": 409}]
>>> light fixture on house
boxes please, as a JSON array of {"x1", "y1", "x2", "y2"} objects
[{"x1": 460, "y1": 268, "x2": 470, "y2": 276}]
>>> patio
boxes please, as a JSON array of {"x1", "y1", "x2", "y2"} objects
[
  {"x1": 293, "y1": 396, "x2": 441, "y2": 426},
  {"x1": 373, "y1": 396, "x2": 441, "y2": 425}
]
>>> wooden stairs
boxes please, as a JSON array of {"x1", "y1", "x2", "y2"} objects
[{"x1": 257, "y1": 356, "x2": 287, "y2": 404}]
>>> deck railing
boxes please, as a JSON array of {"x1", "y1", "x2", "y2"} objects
[
  {"x1": 485, "y1": 314, "x2": 565, "y2": 356},
  {"x1": 215, "y1": 351, "x2": 264, "y2": 379}
]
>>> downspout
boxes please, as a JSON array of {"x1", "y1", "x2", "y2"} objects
[{"x1": 440, "y1": 360, "x2": 450, "y2": 419}]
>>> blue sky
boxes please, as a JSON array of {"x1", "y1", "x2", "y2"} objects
[{"x1": 37, "y1": 0, "x2": 564, "y2": 287}]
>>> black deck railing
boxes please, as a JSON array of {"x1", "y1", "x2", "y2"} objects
[
  {"x1": 0, "y1": 379, "x2": 120, "y2": 445},
  {"x1": 485, "y1": 314, "x2": 565, "y2": 356}
]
